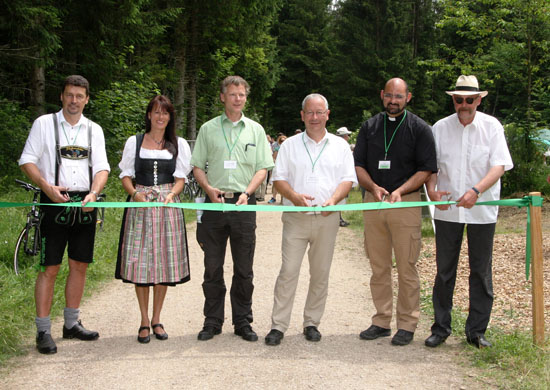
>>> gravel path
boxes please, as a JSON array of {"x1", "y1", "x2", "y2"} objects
[{"x1": 1, "y1": 206, "x2": 488, "y2": 389}]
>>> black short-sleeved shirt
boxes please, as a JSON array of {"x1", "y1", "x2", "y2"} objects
[{"x1": 353, "y1": 110, "x2": 437, "y2": 194}]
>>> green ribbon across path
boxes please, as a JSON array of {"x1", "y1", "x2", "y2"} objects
[{"x1": 1, "y1": 196, "x2": 542, "y2": 279}]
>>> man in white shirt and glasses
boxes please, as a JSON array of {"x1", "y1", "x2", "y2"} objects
[
  {"x1": 264, "y1": 93, "x2": 357, "y2": 346},
  {"x1": 425, "y1": 75, "x2": 513, "y2": 349}
]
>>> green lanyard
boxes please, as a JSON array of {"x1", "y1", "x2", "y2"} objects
[
  {"x1": 302, "y1": 133, "x2": 329, "y2": 173},
  {"x1": 61, "y1": 122, "x2": 83, "y2": 145},
  {"x1": 383, "y1": 110, "x2": 407, "y2": 159},
  {"x1": 221, "y1": 116, "x2": 244, "y2": 159}
]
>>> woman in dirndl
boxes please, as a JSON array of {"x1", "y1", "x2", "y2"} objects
[{"x1": 116, "y1": 95, "x2": 191, "y2": 343}]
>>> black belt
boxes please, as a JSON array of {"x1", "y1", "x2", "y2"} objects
[{"x1": 205, "y1": 192, "x2": 256, "y2": 205}]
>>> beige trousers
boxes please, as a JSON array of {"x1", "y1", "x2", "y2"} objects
[
  {"x1": 363, "y1": 191, "x2": 422, "y2": 332},
  {"x1": 271, "y1": 212, "x2": 340, "y2": 332}
]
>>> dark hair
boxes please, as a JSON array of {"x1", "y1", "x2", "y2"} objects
[
  {"x1": 145, "y1": 95, "x2": 178, "y2": 157},
  {"x1": 63, "y1": 75, "x2": 90, "y2": 96}
]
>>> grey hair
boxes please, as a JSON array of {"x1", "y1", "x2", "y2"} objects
[
  {"x1": 220, "y1": 75, "x2": 251, "y2": 95},
  {"x1": 301, "y1": 93, "x2": 329, "y2": 110}
]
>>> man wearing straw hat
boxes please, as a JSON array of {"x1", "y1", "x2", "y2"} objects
[{"x1": 425, "y1": 75, "x2": 513, "y2": 349}]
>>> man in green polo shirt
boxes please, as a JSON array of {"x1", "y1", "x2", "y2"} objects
[{"x1": 191, "y1": 75, "x2": 274, "y2": 342}]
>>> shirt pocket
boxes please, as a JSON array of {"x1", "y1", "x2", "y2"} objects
[{"x1": 469, "y1": 144, "x2": 490, "y2": 167}]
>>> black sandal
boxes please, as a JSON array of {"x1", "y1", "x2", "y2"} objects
[
  {"x1": 152, "y1": 323, "x2": 168, "y2": 340},
  {"x1": 137, "y1": 326, "x2": 150, "y2": 344}
]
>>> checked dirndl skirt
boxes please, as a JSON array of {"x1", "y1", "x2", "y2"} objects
[{"x1": 115, "y1": 183, "x2": 190, "y2": 286}]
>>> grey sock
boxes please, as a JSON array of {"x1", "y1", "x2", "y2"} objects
[
  {"x1": 35, "y1": 316, "x2": 51, "y2": 335},
  {"x1": 64, "y1": 307, "x2": 80, "y2": 329}
]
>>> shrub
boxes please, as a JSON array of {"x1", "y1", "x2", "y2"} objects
[{"x1": 0, "y1": 100, "x2": 31, "y2": 187}]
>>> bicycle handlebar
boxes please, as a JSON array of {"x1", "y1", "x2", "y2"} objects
[{"x1": 15, "y1": 179, "x2": 40, "y2": 194}]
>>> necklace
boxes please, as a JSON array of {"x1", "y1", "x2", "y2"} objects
[{"x1": 148, "y1": 133, "x2": 164, "y2": 148}]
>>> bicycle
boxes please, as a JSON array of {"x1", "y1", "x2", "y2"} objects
[
  {"x1": 183, "y1": 170, "x2": 204, "y2": 200},
  {"x1": 13, "y1": 179, "x2": 106, "y2": 275},
  {"x1": 13, "y1": 179, "x2": 42, "y2": 275}
]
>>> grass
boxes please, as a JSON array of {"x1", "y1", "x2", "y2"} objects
[{"x1": 0, "y1": 180, "x2": 196, "y2": 365}]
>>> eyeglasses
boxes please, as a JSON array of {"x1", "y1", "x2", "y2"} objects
[
  {"x1": 454, "y1": 96, "x2": 478, "y2": 104},
  {"x1": 383, "y1": 93, "x2": 406, "y2": 100},
  {"x1": 304, "y1": 110, "x2": 327, "y2": 117}
]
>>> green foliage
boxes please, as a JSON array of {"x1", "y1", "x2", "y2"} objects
[
  {"x1": 88, "y1": 78, "x2": 160, "y2": 172},
  {"x1": 0, "y1": 100, "x2": 31, "y2": 187},
  {"x1": 502, "y1": 123, "x2": 550, "y2": 196}
]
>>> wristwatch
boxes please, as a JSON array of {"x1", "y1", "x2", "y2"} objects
[
  {"x1": 243, "y1": 191, "x2": 251, "y2": 200},
  {"x1": 471, "y1": 186, "x2": 481, "y2": 197}
]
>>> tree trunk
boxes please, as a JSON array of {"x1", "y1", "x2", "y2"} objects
[
  {"x1": 174, "y1": 46, "x2": 186, "y2": 137},
  {"x1": 30, "y1": 55, "x2": 46, "y2": 118},
  {"x1": 185, "y1": 10, "x2": 200, "y2": 141}
]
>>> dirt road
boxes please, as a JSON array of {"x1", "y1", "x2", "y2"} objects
[{"x1": 0, "y1": 207, "x2": 487, "y2": 389}]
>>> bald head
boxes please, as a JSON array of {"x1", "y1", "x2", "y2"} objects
[{"x1": 381, "y1": 77, "x2": 411, "y2": 117}]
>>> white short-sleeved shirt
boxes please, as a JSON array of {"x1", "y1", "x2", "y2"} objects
[
  {"x1": 19, "y1": 110, "x2": 110, "y2": 191},
  {"x1": 118, "y1": 135, "x2": 192, "y2": 180},
  {"x1": 272, "y1": 130, "x2": 357, "y2": 207},
  {"x1": 432, "y1": 112, "x2": 513, "y2": 224}
]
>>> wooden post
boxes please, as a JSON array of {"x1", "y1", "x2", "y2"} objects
[{"x1": 529, "y1": 192, "x2": 545, "y2": 345}]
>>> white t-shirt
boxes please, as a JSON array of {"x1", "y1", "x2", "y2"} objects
[
  {"x1": 272, "y1": 130, "x2": 357, "y2": 207},
  {"x1": 432, "y1": 112, "x2": 513, "y2": 224}
]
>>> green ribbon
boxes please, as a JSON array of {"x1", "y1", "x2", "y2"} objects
[{"x1": 2, "y1": 196, "x2": 543, "y2": 279}]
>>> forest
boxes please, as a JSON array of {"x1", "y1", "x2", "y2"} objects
[{"x1": 1, "y1": 0, "x2": 550, "y2": 195}]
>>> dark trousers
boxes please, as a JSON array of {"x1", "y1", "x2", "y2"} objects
[
  {"x1": 196, "y1": 207, "x2": 256, "y2": 329},
  {"x1": 431, "y1": 220, "x2": 495, "y2": 339}
]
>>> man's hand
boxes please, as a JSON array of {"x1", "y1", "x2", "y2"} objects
[
  {"x1": 321, "y1": 197, "x2": 336, "y2": 217},
  {"x1": 205, "y1": 186, "x2": 224, "y2": 203},
  {"x1": 236, "y1": 192, "x2": 249, "y2": 206},
  {"x1": 372, "y1": 185, "x2": 389, "y2": 202},
  {"x1": 456, "y1": 189, "x2": 478, "y2": 209},
  {"x1": 81, "y1": 192, "x2": 97, "y2": 212},
  {"x1": 46, "y1": 185, "x2": 70, "y2": 203},
  {"x1": 428, "y1": 189, "x2": 452, "y2": 210},
  {"x1": 290, "y1": 193, "x2": 315, "y2": 207}
]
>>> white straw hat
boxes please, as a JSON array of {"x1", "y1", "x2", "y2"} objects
[{"x1": 446, "y1": 75, "x2": 488, "y2": 97}]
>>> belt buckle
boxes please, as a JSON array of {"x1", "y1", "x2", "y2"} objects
[{"x1": 224, "y1": 192, "x2": 234, "y2": 199}]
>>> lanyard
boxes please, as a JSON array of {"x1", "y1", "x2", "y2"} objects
[
  {"x1": 302, "y1": 133, "x2": 329, "y2": 173},
  {"x1": 383, "y1": 110, "x2": 407, "y2": 159},
  {"x1": 221, "y1": 116, "x2": 243, "y2": 159},
  {"x1": 61, "y1": 122, "x2": 83, "y2": 145}
]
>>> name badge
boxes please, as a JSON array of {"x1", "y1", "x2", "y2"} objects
[
  {"x1": 224, "y1": 160, "x2": 237, "y2": 170},
  {"x1": 306, "y1": 175, "x2": 319, "y2": 183},
  {"x1": 378, "y1": 160, "x2": 391, "y2": 170}
]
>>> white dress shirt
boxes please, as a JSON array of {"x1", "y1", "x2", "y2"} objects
[
  {"x1": 118, "y1": 135, "x2": 192, "y2": 180},
  {"x1": 272, "y1": 130, "x2": 357, "y2": 207},
  {"x1": 432, "y1": 112, "x2": 513, "y2": 224},
  {"x1": 19, "y1": 110, "x2": 110, "y2": 191}
]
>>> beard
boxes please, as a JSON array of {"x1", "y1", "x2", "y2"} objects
[{"x1": 385, "y1": 103, "x2": 405, "y2": 116}]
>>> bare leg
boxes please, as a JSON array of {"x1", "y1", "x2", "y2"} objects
[
  {"x1": 65, "y1": 259, "x2": 89, "y2": 309},
  {"x1": 135, "y1": 285, "x2": 150, "y2": 337},
  {"x1": 35, "y1": 265, "x2": 61, "y2": 317},
  {"x1": 152, "y1": 285, "x2": 168, "y2": 336}
]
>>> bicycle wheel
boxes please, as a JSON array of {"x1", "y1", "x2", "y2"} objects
[
  {"x1": 183, "y1": 183, "x2": 194, "y2": 201},
  {"x1": 14, "y1": 226, "x2": 40, "y2": 275}
]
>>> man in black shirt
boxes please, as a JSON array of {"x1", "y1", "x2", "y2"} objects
[{"x1": 354, "y1": 78, "x2": 437, "y2": 346}]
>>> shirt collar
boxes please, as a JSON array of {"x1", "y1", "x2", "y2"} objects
[
  {"x1": 303, "y1": 129, "x2": 329, "y2": 145},
  {"x1": 221, "y1": 112, "x2": 246, "y2": 126},
  {"x1": 58, "y1": 109, "x2": 86, "y2": 127}
]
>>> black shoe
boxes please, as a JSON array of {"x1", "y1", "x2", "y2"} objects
[
  {"x1": 265, "y1": 329, "x2": 284, "y2": 346},
  {"x1": 152, "y1": 323, "x2": 168, "y2": 340},
  {"x1": 62, "y1": 320, "x2": 99, "y2": 341},
  {"x1": 340, "y1": 219, "x2": 350, "y2": 227},
  {"x1": 466, "y1": 335, "x2": 492, "y2": 349},
  {"x1": 359, "y1": 325, "x2": 391, "y2": 340},
  {"x1": 197, "y1": 325, "x2": 221, "y2": 341},
  {"x1": 137, "y1": 326, "x2": 150, "y2": 344},
  {"x1": 391, "y1": 329, "x2": 414, "y2": 346},
  {"x1": 425, "y1": 333, "x2": 447, "y2": 348},
  {"x1": 36, "y1": 331, "x2": 57, "y2": 354},
  {"x1": 303, "y1": 326, "x2": 321, "y2": 342},
  {"x1": 235, "y1": 325, "x2": 258, "y2": 342}
]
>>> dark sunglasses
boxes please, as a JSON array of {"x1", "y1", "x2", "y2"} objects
[{"x1": 454, "y1": 96, "x2": 478, "y2": 104}]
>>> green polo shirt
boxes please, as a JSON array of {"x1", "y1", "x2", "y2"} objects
[{"x1": 191, "y1": 113, "x2": 274, "y2": 192}]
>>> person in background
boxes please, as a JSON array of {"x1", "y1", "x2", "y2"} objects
[
  {"x1": 336, "y1": 126, "x2": 353, "y2": 227},
  {"x1": 268, "y1": 135, "x2": 287, "y2": 204},
  {"x1": 19, "y1": 75, "x2": 110, "y2": 354},
  {"x1": 424, "y1": 75, "x2": 513, "y2": 349},
  {"x1": 265, "y1": 94, "x2": 357, "y2": 346},
  {"x1": 354, "y1": 77, "x2": 437, "y2": 346},
  {"x1": 191, "y1": 75, "x2": 274, "y2": 342},
  {"x1": 117, "y1": 95, "x2": 192, "y2": 344}
]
